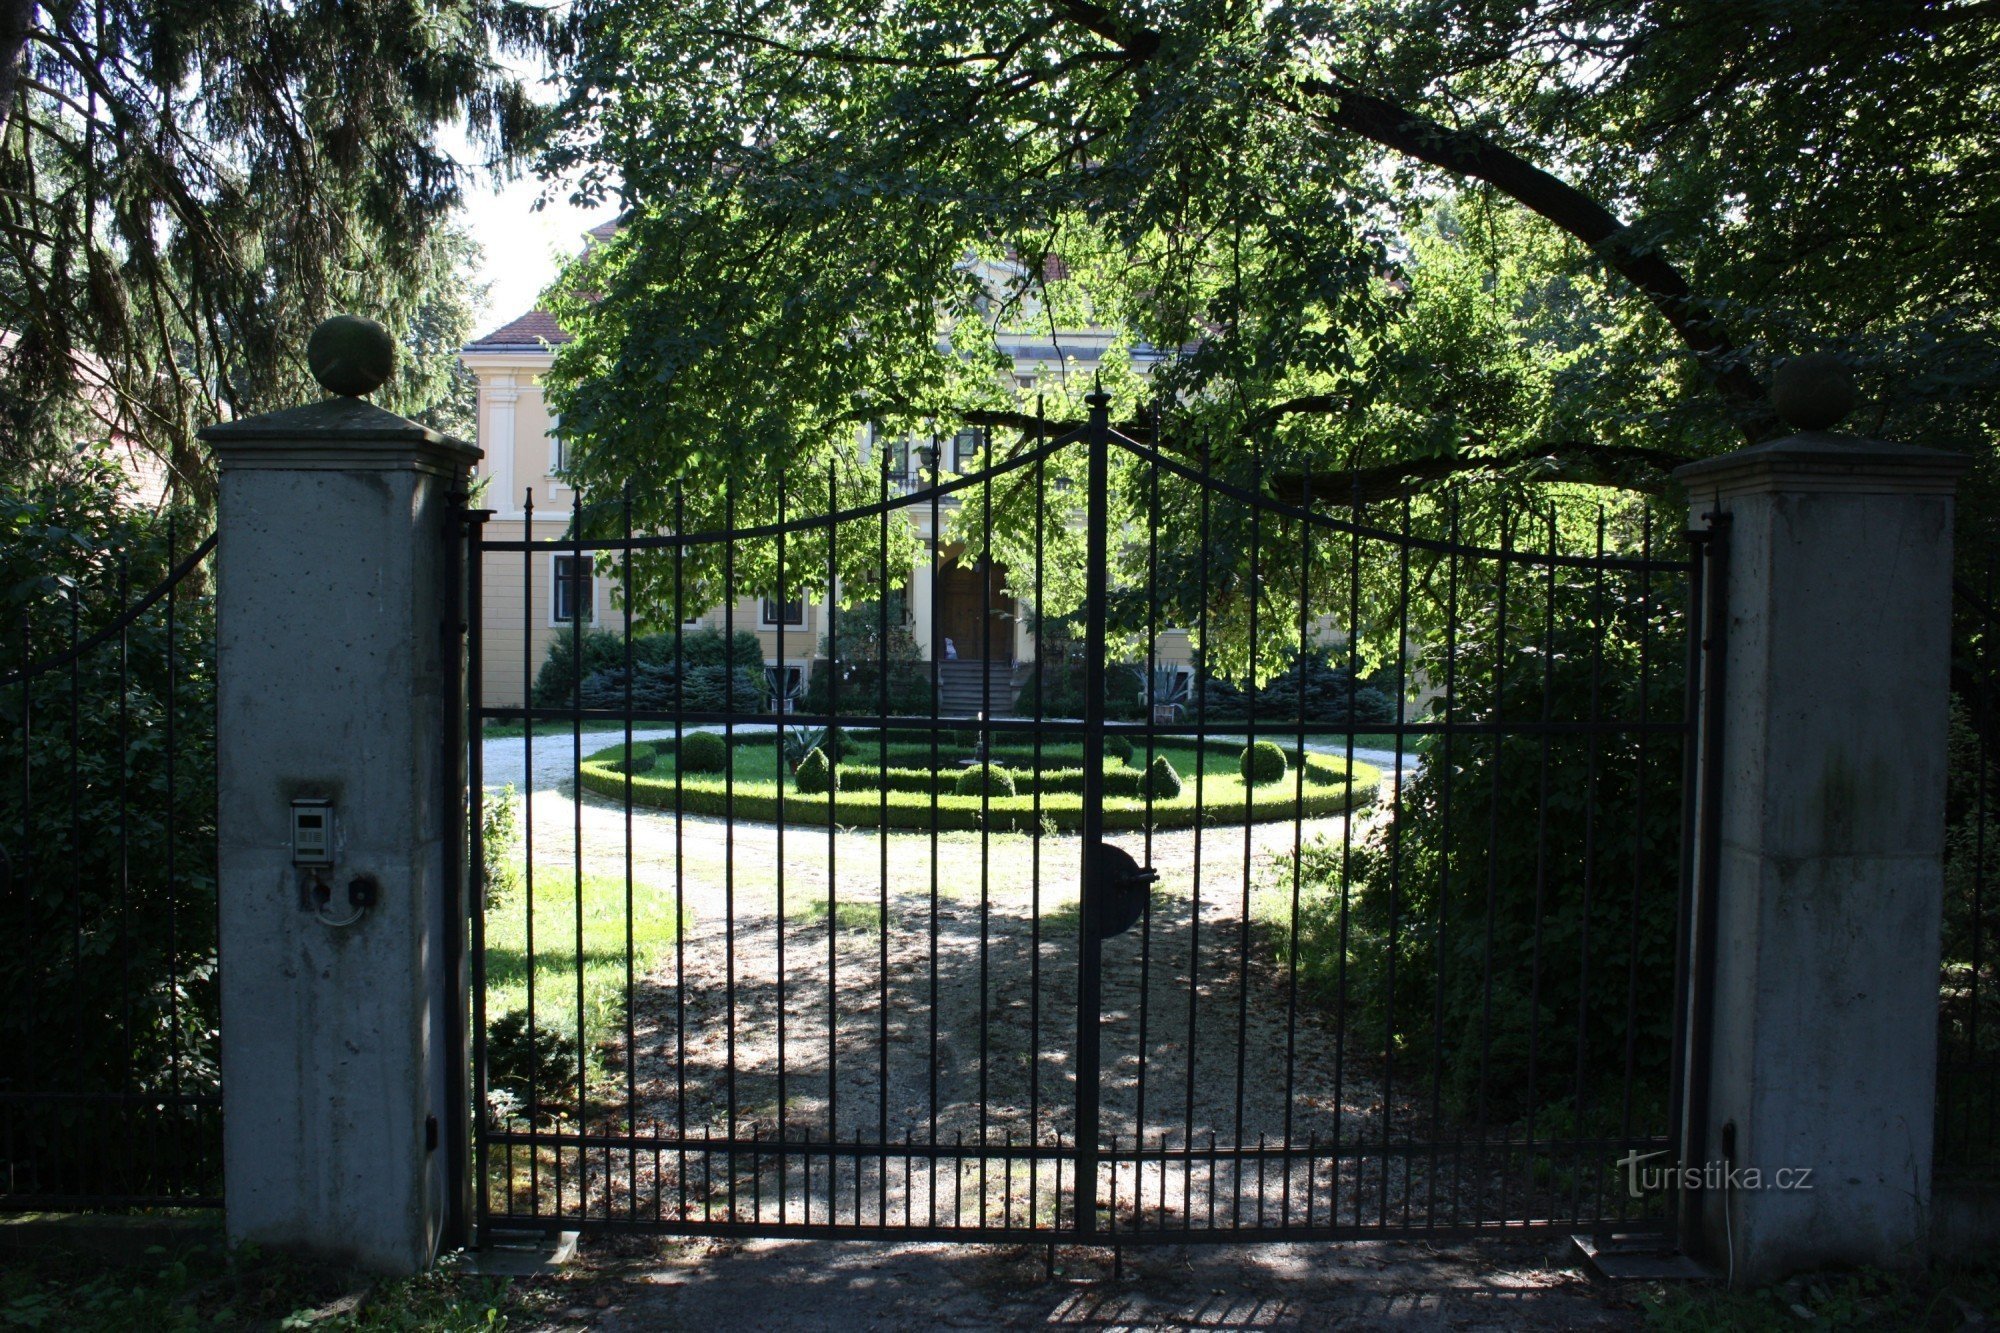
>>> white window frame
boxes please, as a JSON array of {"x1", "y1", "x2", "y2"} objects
[{"x1": 550, "y1": 552, "x2": 597, "y2": 625}]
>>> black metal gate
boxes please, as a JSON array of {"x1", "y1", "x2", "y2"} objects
[{"x1": 462, "y1": 393, "x2": 1706, "y2": 1243}]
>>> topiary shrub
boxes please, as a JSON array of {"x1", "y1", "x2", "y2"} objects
[
  {"x1": 954, "y1": 763, "x2": 1017, "y2": 799},
  {"x1": 1104, "y1": 733, "x2": 1134, "y2": 765},
  {"x1": 793, "y1": 746, "x2": 837, "y2": 794},
  {"x1": 1241, "y1": 740, "x2": 1288, "y2": 785},
  {"x1": 1143, "y1": 754, "x2": 1183, "y2": 799},
  {"x1": 679, "y1": 730, "x2": 727, "y2": 773}
]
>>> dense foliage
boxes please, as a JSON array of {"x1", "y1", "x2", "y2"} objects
[
  {"x1": 802, "y1": 608, "x2": 933, "y2": 716},
  {"x1": 1184, "y1": 651, "x2": 1400, "y2": 727},
  {"x1": 1280, "y1": 560, "x2": 1686, "y2": 1128},
  {"x1": 1941, "y1": 694, "x2": 2000, "y2": 1175},
  {"x1": 532, "y1": 624, "x2": 766, "y2": 709},
  {"x1": 536, "y1": 0, "x2": 2000, "y2": 678},
  {"x1": 953, "y1": 762, "x2": 1016, "y2": 799},
  {"x1": 677, "y1": 730, "x2": 727, "y2": 774},
  {"x1": 585, "y1": 735, "x2": 1374, "y2": 833},
  {"x1": 0, "y1": 457, "x2": 218, "y2": 1197}
]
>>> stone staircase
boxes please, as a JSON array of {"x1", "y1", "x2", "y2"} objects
[{"x1": 935, "y1": 660, "x2": 1018, "y2": 718}]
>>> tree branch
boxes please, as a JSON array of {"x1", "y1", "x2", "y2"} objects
[
  {"x1": 1271, "y1": 439, "x2": 1694, "y2": 507},
  {"x1": 1288, "y1": 76, "x2": 1772, "y2": 436},
  {"x1": 1035, "y1": 0, "x2": 1775, "y2": 439}
]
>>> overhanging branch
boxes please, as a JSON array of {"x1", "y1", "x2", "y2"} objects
[{"x1": 1037, "y1": 0, "x2": 1775, "y2": 440}]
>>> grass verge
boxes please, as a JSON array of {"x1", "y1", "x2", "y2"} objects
[
  {"x1": 1638, "y1": 1258, "x2": 1999, "y2": 1329},
  {"x1": 483, "y1": 863, "x2": 687, "y2": 1074},
  {"x1": 0, "y1": 1235, "x2": 551, "y2": 1331}
]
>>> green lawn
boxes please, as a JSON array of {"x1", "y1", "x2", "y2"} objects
[
  {"x1": 483, "y1": 862, "x2": 686, "y2": 1067},
  {"x1": 789, "y1": 896, "x2": 886, "y2": 934}
]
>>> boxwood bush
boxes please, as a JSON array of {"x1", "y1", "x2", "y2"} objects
[
  {"x1": 793, "y1": 746, "x2": 836, "y2": 794},
  {"x1": 1241, "y1": 740, "x2": 1289, "y2": 785},
  {"x1": 1144, "y1": 754, "x2": 1184, "y2": 799},
  {"x1": 678, "y1": 730, "x2": 727, "y2": 773},
  {"x1": 954, "y1": 763, "x2": 1017, "y2": 799}
]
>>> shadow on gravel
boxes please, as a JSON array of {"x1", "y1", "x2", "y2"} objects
[{"x1": 571, "y1": 1235, "x2": 1643, "y2": 1330}]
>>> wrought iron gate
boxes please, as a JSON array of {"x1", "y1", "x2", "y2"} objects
[{"x1": 463, "y1": 393, "x2": 1707, "y2": 1243}]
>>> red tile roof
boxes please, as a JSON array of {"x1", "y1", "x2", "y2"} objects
[
  {"x1": 585, "y1": 218, "x2": 621, "y2": 242},
  {"x1": 465, "y1": 307, "x2": 570, "y2": 349}
]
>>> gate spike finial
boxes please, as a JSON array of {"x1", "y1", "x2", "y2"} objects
[{"x1": 1085, "y1": 374, "x2": 1111, "y2": 423}]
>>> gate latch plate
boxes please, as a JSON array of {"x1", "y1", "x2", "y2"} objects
[{"x1": 1094, "y1": 843, "x2": 1158, "y2": 938}]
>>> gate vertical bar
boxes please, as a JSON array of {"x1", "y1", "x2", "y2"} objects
[
  {"x1": 1074, "y1": 386, "x2": 1112, "y2": 1237},
  {"x1": 466, "y1": 506, "x2": 492, "y2": 1240},
  {"x1": 441, "y1": 491, "x2": 472, "y2": 1249},
  {"x1": 1676, "y1": 510, "x2": 1729, "y2": 1251}
]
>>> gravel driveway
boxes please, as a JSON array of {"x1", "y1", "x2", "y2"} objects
[{"x1": 476, "y1": 726, "x2": 1498, "y2": 1234}]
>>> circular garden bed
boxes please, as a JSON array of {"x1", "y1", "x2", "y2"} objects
[{"x1": 576, "y1": 728, "x2": 1380, "y2": 832}]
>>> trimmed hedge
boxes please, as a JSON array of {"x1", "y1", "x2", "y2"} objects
[
  {"x1": 1144, "y1": 754, "x2": 1183, "y2": 799},
  {"x1": 1241, "y1": 740, "x2": 1288, "y2": 785},
  {"x1": 578, "y1": 739, "x2": 1378, "y2": 833}
]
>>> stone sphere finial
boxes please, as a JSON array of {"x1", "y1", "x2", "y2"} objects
[
  {"x1": 307, "y1": 314, "x2": 395, "y2": 397},
  {"x1": 1771, "y1": 352, "x2": 1855, "y2": 433}
]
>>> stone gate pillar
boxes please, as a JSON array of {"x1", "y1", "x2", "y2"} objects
[
  {"x1": 202, "y1": 317, "x2": 478, "y2": 1273},
  {"x1": 1674, "y1": 355, "x2": 1967, "y2": 1284}
]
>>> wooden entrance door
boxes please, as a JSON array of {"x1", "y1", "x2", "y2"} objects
[{"x1": 934, "y1": 559, "x2": 1012, "y2": 660}]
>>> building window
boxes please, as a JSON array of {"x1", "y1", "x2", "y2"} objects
[
  {"x1": 952, "y1": 428, "x2": 981, "y2": 473},
  {"x1": 548, "y1": 414, "x2": 568, "y2": 480},
  {"x1": 881, "y1": 433, "x2": 910, "y2": 479},
  {"x1": 761, "y1": 595, "x2": 806, "y2": 627},
  {"x1": 552, "y1": 554, "x2": 594, "y2": 623}
]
